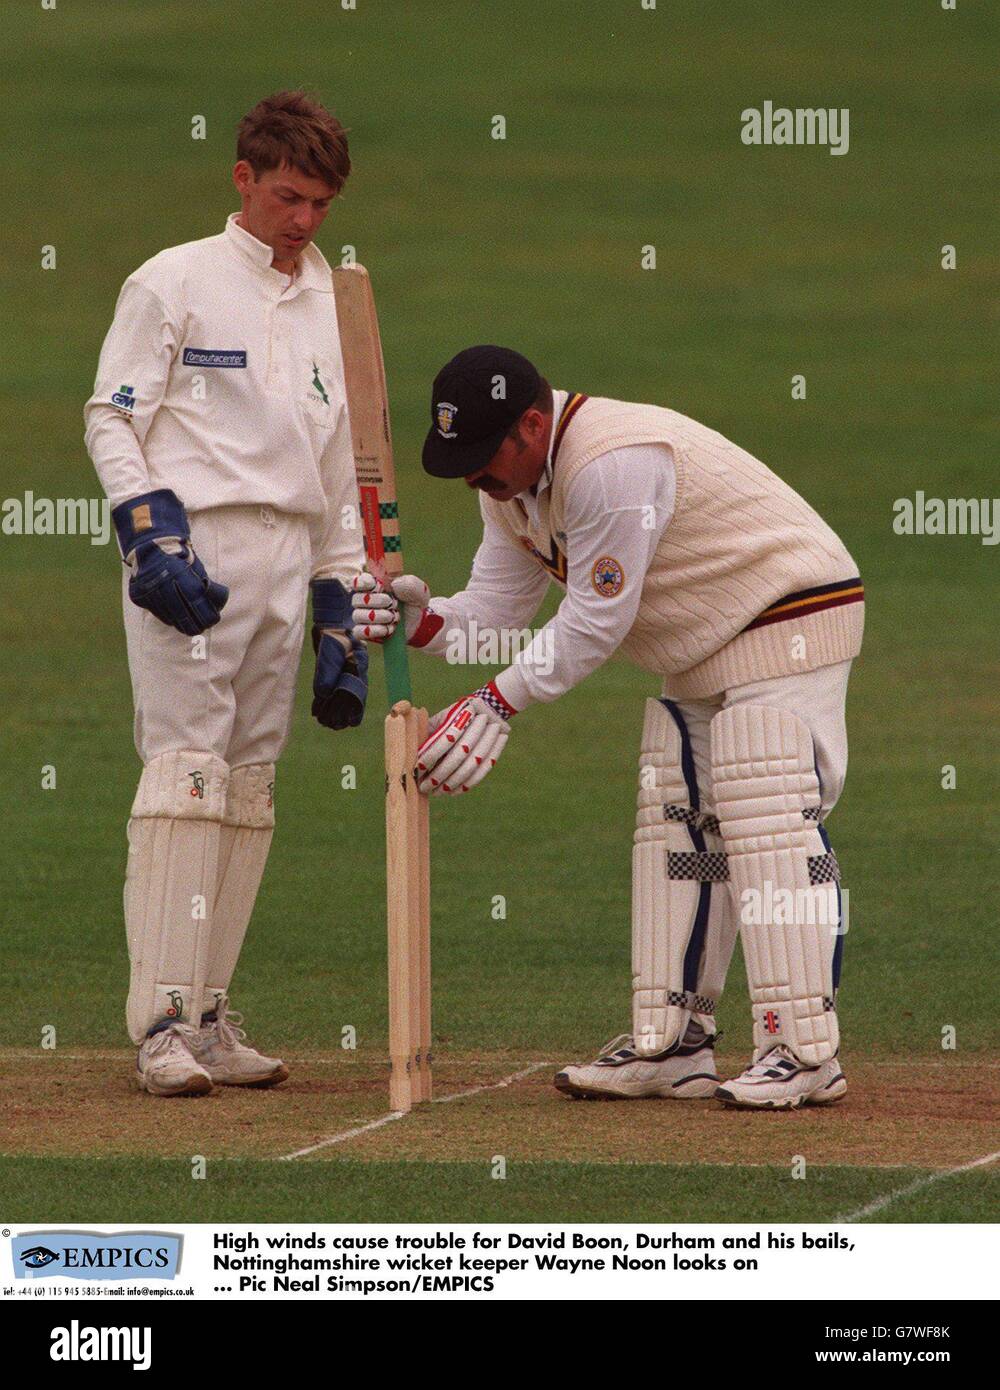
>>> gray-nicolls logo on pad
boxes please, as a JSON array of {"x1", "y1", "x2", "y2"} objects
[{"x1": 50, "y1": 1319, "x2": 152, "y2": 1371}]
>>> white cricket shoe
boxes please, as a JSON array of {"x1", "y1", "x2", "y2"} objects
[
  {"x1": 715, "y1": 1045, "x2": 847, "y2": 1110},
  {"x1": 554, "y1": 1030, "x2": 720, "y2": 1100},
  {"x1": 136, "y1": 1023, "x2": 213, "y2": 1097},
  {"x1": 190, "y1": 1002, "x2": 289, "y2": 1088}
]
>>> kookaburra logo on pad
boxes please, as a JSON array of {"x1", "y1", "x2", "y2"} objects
[{"x1": 436, "y1": 402, "x2": 458, "y2": 438}]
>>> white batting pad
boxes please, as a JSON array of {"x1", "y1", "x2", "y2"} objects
[
  {"x1": 124, "y1": 750, "x2": 228, "y2": 1043},
  {"x1": 632, "y1": 699, "x2": 734, "y2": 1053},
  {"x1": 710, "y1": 704, "x2": 841, "y2": 1065},
  {"x1": 203, "y1": 762, "x2": 276, "y2": 1014}
]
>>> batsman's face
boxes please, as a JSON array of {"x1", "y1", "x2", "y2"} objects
[
  {"x1": 465, "y1": 408, "x2": 551, "y2": 502},
  {"x1": 233, "y1": 161, "x2": 338, "y2": 269}
]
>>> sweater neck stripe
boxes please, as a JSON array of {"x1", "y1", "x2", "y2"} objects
[{"x1": 551, "y1": 392, "x2": 589, "y2": 464}]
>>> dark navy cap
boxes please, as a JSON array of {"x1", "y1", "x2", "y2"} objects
[{"x1": 422, "y1": 345, "x2": 542, "y2": 478}]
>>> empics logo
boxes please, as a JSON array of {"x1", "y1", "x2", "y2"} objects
[
  {"x1": 12, "y1": 1231, "x2": 182, "y2": 1281},
  {"x1": 20, "y1": 1245, "x2": 59, "y2": 1269},
  {"x1": 50, "y1": 1320, "x2": 151, "y2": 1372}
]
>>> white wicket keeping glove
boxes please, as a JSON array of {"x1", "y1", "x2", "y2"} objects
[
  {"x1": 415, "y1": 689, "x2": 513, "y2": 796},
  {"x1": 350, "y1": 572, "x2": 438, "y2": 644}
]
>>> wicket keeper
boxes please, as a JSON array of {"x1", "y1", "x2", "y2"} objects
[
  {"x1": 85, "y1": 93, "x2": 367, "y2": 1096},
  {"x1": 353, "y1": 347, "x2": 863, "y2": 1109}
]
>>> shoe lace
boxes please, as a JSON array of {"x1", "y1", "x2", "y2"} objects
[
  {"x1": 597, "y1": 1033, "x2": 636, "y2": 1060},
  {"x1": 145, "y1": 1022, "x2": 199, "y2": 1059},
  {"x1": 202, "y1": 999, "x2": 247, "y2": 1050},
  {"x1": 743, "y1": 1044, "x2": 798, "y2": 1077}
]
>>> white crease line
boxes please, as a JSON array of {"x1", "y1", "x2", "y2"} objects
[
  {"x1": 1, "y1": 1052, "x2": 368, "y2": 1063},
  {"x1": 431, "y1": 1061, "x2": 549, "y2": 1103},
  {"x1": 838, "y1": 1149, "x2": 1000, "y2": 1223},
  {"x1": 4, "y1": 1051, "x2": 998, "y2": 1068},
  {"x1": 279, "y1": 1111, "x2": 405, "y2": 1161},
  {"x1": 277, "y1": 1062, "x2": 549, "y2": 1161}
]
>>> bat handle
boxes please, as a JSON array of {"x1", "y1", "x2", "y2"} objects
[{"x1": 382, "y1": 619, "x2": 413, "y2": 707}]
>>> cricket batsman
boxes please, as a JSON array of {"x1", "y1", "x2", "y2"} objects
[
  {"x1": 353, "y1": 346, "x2": 864, "y2": 1110},
  {"x1": 85, "y1": 92, "x2": 367, "y2": 1097}
]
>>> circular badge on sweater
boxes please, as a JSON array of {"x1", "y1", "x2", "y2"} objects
[{"x1": 591, "y1": 556, "x2": 624, "y2": 597}]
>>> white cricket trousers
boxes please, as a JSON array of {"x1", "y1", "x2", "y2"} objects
[
  {"x1": 123, "y1": 505, "x2": 313, "y2": 764},
  {"x1": 119, "y1": 505, "x2": 313, "y2": 1042}
]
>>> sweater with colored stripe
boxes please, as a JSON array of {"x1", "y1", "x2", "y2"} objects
[{"x1": 482, "y1": 394, "x2": 863, "y2": 699}]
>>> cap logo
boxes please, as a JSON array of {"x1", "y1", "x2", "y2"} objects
[{"x1": 436, "y1": 401, "x2": 458, "y2": 438}]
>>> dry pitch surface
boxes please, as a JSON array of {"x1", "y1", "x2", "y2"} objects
[{"x1": 4, "y1": 1048, "x2": 996, "y2": 1169}]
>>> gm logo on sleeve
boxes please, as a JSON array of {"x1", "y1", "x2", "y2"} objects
[{"x1": 12, "y1": 1230, "x2": 181, "y2": 1280}]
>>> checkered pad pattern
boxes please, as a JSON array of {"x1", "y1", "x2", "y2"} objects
[
  {"x1": 663, "y1": 804, "x2": 721, "y2": 834},
  {"x1": 381, "y1": 535, "x2": 402, "y2": 552},
  {"x1": 378, "y1": 501, "x2": 399, "y2": 518},
  {"x1": 667, "y1": 850, "x2": 730, "y2": 882},
  {"x1": 803, "y1": 806, "x2": 823, "y2": 821},
  {"x1": 666, "y1": 990, "x2": 716, "y2": 1015},
  {"x1": 807, "y1": 850, "x2": 841, "y2": 884}
]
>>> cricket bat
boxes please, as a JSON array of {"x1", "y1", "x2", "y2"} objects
[
  {"x1": 332, "y1": 262, "x2": 412, "y2": 707},
  {"x1": 332, "y1": 263, "x2": 432, "y2": 1109}
]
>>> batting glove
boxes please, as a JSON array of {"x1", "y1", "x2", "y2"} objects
[
  {"x1": 415, "y1": 682, "x2": 516, "y2": 795},
  {"x1": 350, "y1": 572, "x2": 444, "y2": 646}
]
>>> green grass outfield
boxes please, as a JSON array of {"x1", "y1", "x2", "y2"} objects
[
  {"x1": 1, "y1": 1157, "x2": 996, "y2": 1226},
  {"x1": 0, "y1": 1, "x2": 996, "y2": 1224}
]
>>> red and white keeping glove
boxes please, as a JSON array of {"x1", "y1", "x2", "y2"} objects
[
  {"x1": 350, "y1": 572, "x2": 444, "y2": 646},
  {"x1": 415, "y1": 682, "x2": 516, "y2": 796}
]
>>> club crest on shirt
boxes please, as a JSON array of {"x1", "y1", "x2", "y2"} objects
[
  {"x1": 592, "y1": 556, "x2": 624, "y2": 597},
  {"x1": 310, "y1": 362, "x2": 330, "y2": 405},
  {"x1": 436, "y1": 401, "x2": 458, "y2": 438}
]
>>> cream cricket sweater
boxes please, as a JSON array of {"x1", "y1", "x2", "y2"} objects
[{"x1": 482, "y1": 395, "x2": 864, "y2": 699}]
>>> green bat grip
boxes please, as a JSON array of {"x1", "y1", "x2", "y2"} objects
[{"x1": 382, "y1": 613, "x2": 413, "y2": 706}]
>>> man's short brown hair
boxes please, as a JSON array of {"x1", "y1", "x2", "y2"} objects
[
  {"x1": 237, "y1": 90, "x2": 351, "y2": 193},
  {"x1": 505, "y1": 378, "x2": 553, "y2": 443}
]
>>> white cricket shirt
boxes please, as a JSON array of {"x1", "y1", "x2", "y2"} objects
[
  {"x1": 84, "y1": 214, "x2": 363, "y2": 579},
  {"x1": 424, "y1": 390, "x2": 677, "y2": 709}
]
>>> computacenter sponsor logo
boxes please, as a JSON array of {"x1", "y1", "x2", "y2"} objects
[
  {"x1": 50, "y1": 1320, "x2": 152, "y2": 1372},
  {"x1": 182, "y1": 348, "x2": 248, "y2": 368},
  {"x1": 11, "y1": 1230, "x2": 182, "y2": 1281}
]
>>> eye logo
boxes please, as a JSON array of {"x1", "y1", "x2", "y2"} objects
[{"x1": 20, "y1": 1245, "x2": 59, "y2": 1269}]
